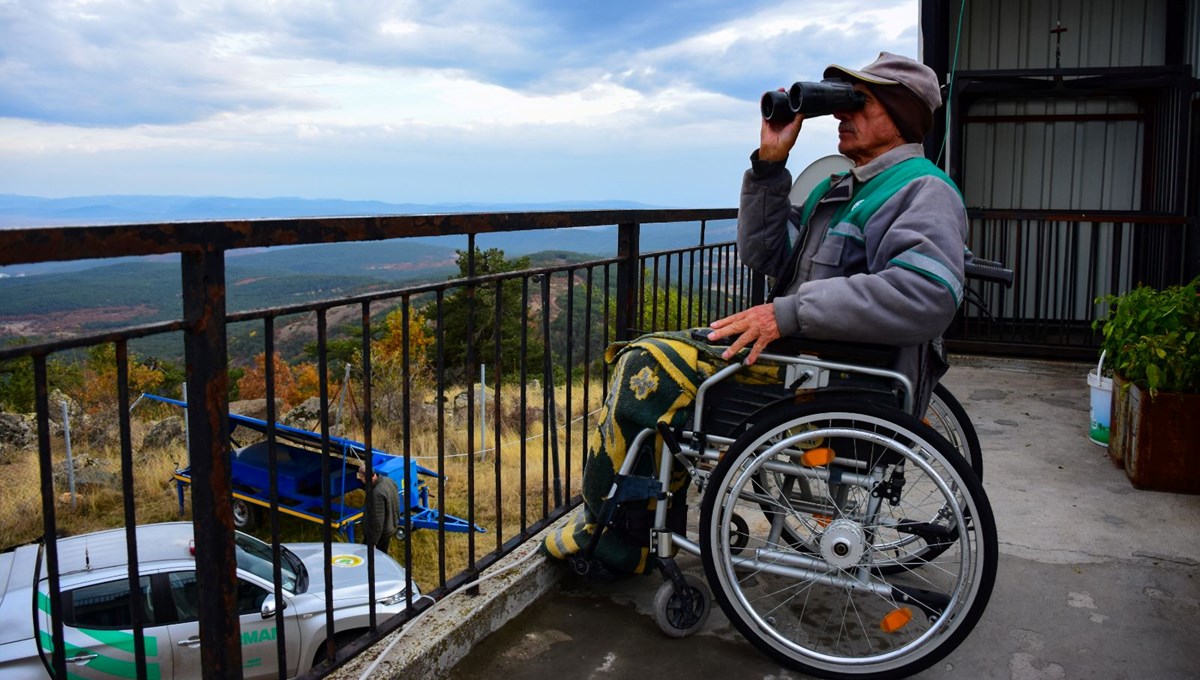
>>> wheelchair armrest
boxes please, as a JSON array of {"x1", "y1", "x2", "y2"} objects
[{"x1": 764, "y1": 336, "x2": 897, "y2": 367}]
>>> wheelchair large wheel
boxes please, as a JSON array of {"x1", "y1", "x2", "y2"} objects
[
  {"x1": 927, "y1": 383, "x2": 983, "y2": 479},
  {"x1": 700, "y1": 400, "x2": 996, "y2": 679}
]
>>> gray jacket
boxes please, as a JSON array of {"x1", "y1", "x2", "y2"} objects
[{"x1": 738, "y1": 143, "x2": 967, "y2": 413}]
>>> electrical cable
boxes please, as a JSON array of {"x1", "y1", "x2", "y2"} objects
[{"x1": 936, "y1": 0, "x2": 968, "y2": 167}]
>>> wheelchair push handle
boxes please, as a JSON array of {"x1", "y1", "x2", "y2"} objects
[{"x1": 964, "y1": 256, "x2": 1014, "y2": 288}]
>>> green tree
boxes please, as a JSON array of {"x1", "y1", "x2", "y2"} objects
[
  {"x1": 548, "y1": 273, "x2": 611, "y2": 369},
  {"x1": 430, "y1": 248, "x2": 542, "y2": 383},
  {"x1": 634, "y1": 269, "x2": 705, "y2": 333},
  {"x1": 0, "y1": 351, "x2": 35, "y2": 413}
]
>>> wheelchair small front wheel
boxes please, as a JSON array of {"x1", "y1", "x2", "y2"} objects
[{"x1": 652, "y1": 573, "x2": 711, "y2": 638}]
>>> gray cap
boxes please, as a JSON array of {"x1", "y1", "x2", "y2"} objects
[{"x1": 823, "y1": 52, "x2": 942, "y2": 114}]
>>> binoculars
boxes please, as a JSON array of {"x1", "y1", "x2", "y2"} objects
[{"x1": 761, "y1": 81, "x2": 867, "y2": 123}]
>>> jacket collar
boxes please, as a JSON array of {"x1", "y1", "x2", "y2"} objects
[{"x1": 849, "y1": 143, "x2": 926, "y2": 184}]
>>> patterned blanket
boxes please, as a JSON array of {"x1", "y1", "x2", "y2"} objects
[{"x1": 542, "y1": 329, "x2": 782, "y2": 576}]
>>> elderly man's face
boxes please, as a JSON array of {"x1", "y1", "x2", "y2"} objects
[{"x1": 833, "y1": 84, "x2": 905, "y2": 165}]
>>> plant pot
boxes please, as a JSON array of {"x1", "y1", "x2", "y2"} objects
[{"x1": 1110, "y1": 374, "x2": 1200, "y2": 494}]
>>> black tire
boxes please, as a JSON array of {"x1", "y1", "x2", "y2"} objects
[
  {"x1": 928, "y1": 383, "x2": 984, "y2": 479},
  {"x1": 652, "y1": 573, "x2": 711, "y2": 638},
  {"x1": 699, "y1": 400, "x2": 997, "y2": 679}
]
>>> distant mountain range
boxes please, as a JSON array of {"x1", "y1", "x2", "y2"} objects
[
  {"x1": 0, "y1": 194, "x2": 737, "y2": 358},
  {"x1": 0, "y1": 193, "x2": 675, "y2": 228},
  {"x1": 0, "y1": 193, "x2": 735, "y2": 276}
]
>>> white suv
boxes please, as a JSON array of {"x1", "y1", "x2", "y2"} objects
[{"x1": 0, "y1": 522, "x2": 417, "y2": 678}]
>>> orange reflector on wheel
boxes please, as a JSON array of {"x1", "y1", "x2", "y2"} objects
[
  {"x1": 800, "y1": 447, "x2": 835, "y2": 467},
  {"x1": 813, "y1": 513, "x2": 833, "y2": 527},
  {"x1": 880, "y1": 607, "x2": 913, "y2": 633}
]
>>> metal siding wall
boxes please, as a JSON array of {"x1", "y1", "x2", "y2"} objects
[
  {"x1": 961, "y1": 0, "x2": 1169, "y2": 69},
  {"x1": 961, "y1": 101, "x2": 1142, "y2": 211}
]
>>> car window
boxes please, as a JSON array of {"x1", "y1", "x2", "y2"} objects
[
  {"x1": 168, "y1": 571, "x2": 270, "y2": 621},
  {"x1": 65, "y1": 576, "x2": 154, "y2": 629},
  {"x1": 236, "y1": 579, "x2": 269, "y2": 615},
  {"x1": 167, "y1": 571, "x2": 201, "y2": 622},
  {"x1": 233, "y1": 532, "x2": 298, "y2": 593}
]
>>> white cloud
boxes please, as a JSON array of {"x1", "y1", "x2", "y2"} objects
[{"x1": 0, "y1": 0, "x2": 918, "y2": 204}]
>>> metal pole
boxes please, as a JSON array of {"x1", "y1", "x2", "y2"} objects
[
  {"x1": 181, "y1": 380, "x2": 190, "y2": 465},
  {"x1": 335, "y1": 362, "x2": 351, "y2": 438},
  {"x1": 61, "y1": 401, "x2": 76, "y2": 510},
  {"x1": 479, "y1": 364, "x2": 487, "y2": 461}
]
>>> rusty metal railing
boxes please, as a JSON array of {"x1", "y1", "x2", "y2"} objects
[{"x1": 0, "y1": 208, "x2": 740, "y2": 679}]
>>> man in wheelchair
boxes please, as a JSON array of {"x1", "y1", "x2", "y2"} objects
[{"x1": 544, "y1": 52, "x2": 967, "y2": 579}]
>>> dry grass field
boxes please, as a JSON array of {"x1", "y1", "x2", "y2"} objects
[{"x1": 0, "y1": 381, "x2": 604, "y2": 594}]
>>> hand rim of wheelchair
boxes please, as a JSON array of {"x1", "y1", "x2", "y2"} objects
[
  {"x1": 748, "y1": 385, "x2": 981, "y2": 573},
  {"x1": 698, "y1": 400, "x2": 997, "y2": 678}
]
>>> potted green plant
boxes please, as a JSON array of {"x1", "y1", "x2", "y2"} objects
[{"x1": 1093, "y1": 276, "x2": 1200, "y2": 493}]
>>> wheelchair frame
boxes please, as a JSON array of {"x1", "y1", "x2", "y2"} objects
[{"x1": 574, "y1": 347, "x2": 998, "y2": 679}]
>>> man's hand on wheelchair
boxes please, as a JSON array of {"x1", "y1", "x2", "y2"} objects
[{"x1": 708, "y1": 303, "x2": 782, "y2": 365}]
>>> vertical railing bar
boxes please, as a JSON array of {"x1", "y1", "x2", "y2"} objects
[
  {"x1": 602, "y1": 264, "x2": 612, "y2": 397},
  {"x1": 615, "y1": 223, "x2": 641, "y2": 342},
  {"x1": 651, "y1": 254, "x2": 661, "y2": 331},
  {"x1": 316, "y1": 309, "x2": 337, "y2": 662},
  {"x1": 671, "y1": 250, "x2": 680, "y2": 329},
  {"x1": 115, "y1": 341, "x2": 148, "y2": 680},
  {"x1": 663, "y1": 252, "x2": 673, "y2": 330},
  {"x1": 401, "y1": 295, "x2": 414, "y2": 609},
  {"x1": 264, "y1": 315, "x2": 289, "y2": 675},
  {"x1": 179, "y1": 247, "x2": 239, "y2": 678},
  {"x1": 582, "y1": 266, "x2": 594, "y2": 490},
  {"x1": 542, "y1": 272, "x2": 563, "y2": 510},
  {"x1": 564, "y1": 269, "x2": 575, "y2": 503},
  {"x1": 358, "y1": 302, "x2": 378, "y2": 630},
  {"x1": 34, "y1": 354, "x2": 68, "y2": 680},
  {"x1": 465, "y1": 241, "x2": 478, "y2": 571},
  {"x1": 687, "y1": 246, "x2": 696, "y2": 328},
  {"x1": 541, "y1": 274, "x2": 551, "y2": 517},
  {"x1": 435, "y1": 291, "x2": 447, "y2": 587},
  {"x1": 519, "y1": 277, "x2": 530, "y2": 533},
  {"x1": 492, "y1": 281, "x2": 504, "y2": 552},
  {"x1": 700, "y1": 243, "x2": 710, "y2": 323}
]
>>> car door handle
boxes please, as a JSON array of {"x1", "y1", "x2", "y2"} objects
[
  {"x1": 177, "y1": 636, "x2": 202, "y2": 648},
  {"x1": 66, "y1": 652, "x2": 98, "y2": 665}
]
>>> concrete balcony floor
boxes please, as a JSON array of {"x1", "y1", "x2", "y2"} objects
[{"x1": 340, "y1": 355, "x2": 1200, "y2": 680}]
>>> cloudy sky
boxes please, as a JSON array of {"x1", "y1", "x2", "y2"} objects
[{"x1": 0, "y1": 0, "x2": 919, "y2": 208}]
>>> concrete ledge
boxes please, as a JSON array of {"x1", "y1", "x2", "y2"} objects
[{"x1": 331, "y1": 516, "x2": 569, "y2": 680}]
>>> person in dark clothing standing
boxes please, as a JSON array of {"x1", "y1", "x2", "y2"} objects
[{"x1": 358, "y1": 466, "x2": 400, "y2": 553}]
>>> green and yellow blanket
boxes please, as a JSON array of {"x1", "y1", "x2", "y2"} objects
[{"x1": 542, "y1": 330, "x2": 782, "y2": 575}]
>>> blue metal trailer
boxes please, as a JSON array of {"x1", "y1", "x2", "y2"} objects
[{"x1": 143, "y1": 394, "x2": 485, "y2": 541}]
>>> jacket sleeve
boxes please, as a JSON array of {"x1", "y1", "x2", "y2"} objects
[
  {"x1": 772, "y1": 176, "x2": 967, "y2": 346},
  {"x1": 737, "y1": 153, "x2": 801, "y2": 278}
]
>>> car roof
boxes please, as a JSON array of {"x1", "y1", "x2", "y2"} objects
[{"x1": 53, "y1": 522, "x2": 196, "y2": 577}]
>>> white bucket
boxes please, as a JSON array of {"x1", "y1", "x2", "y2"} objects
[{"x1": 1087, "y1": 351, "x2": 1113, "y2": 447}]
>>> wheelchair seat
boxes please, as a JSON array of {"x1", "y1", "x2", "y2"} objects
[{"x1": 763, "y1": 336, "x2": 897, "y2": 367}]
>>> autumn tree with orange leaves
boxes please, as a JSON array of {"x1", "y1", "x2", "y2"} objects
[{"x1": 237, "y1": 352, "x2": 321, "y2": 407}]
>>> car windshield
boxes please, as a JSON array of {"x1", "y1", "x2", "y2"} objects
[{"x1": 233, "y1": 532, "x2": 304, "y2": 595}]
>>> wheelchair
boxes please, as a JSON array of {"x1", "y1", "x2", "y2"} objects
[{"x1": 567, "y1": 259, "x2": 1011, "y2": 679}]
